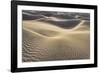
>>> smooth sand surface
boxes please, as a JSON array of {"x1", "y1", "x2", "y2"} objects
[{"x1": 22, "y1": 20, "x2": 90, "y2": 62}]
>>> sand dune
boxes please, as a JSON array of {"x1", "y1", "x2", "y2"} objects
[{"x1": 22, "y1": 20, "x2": 90, "y2": 62}]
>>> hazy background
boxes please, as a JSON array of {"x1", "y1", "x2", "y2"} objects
[{"x1": 22, "y1": 10, "x2": 90, "y2": 29}]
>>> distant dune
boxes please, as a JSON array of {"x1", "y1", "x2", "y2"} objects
[{"x1": 22, "y1": 20, "x2": 90, "y2": 62}]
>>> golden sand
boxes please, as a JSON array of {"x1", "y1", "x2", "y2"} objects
[{"x1": 22, "y1": 20, "x2": 90, "y2": 62}]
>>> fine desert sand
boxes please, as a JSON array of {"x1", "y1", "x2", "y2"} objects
[{"x1": 22, "y1": 19, "x2": 90, "y2": 62}]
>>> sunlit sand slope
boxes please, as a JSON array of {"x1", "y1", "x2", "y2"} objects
[{"x1": 22, "y1": 20, "x2": 90, "y2": 62}]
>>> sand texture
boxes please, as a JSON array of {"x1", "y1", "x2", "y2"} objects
[
  {"x1": 22, "y1": 19, "x2": 90, "y2": 62},
  {"x1": 22, "y1": 11, "x2": 90, "y2": 62}
]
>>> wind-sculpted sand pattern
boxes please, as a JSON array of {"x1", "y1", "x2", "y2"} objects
[{"x1": 22, "y1": 20, "x2": 90, "y2": 62}]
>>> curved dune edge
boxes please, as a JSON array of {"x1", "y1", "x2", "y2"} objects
[{"x1": 22, "y1": 20, "x2": 90, "y2": 62}]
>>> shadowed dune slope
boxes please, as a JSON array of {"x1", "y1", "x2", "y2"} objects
[{"x1": 22, "y1": 20, "x2": 90, "y2": 62}]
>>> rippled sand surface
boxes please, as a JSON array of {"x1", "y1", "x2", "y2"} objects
[{"x1": 22, "y1": 20, "x2": 90, "y2": 62}]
